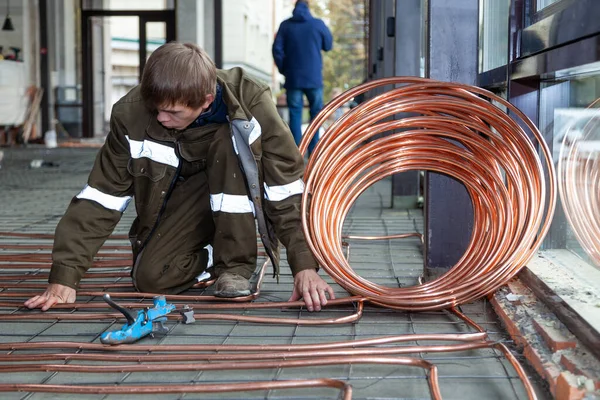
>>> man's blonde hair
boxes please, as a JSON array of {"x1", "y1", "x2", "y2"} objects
[{"x1": 141, "y1": 42, "x2": 217, "y2": 110}]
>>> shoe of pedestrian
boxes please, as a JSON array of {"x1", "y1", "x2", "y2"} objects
[{"x1": 214, "y1": 272, "x2": 251, "y2": 297}]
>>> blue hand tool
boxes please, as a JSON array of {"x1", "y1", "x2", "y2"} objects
[{"x1": 100, "y1": 293, "x2": 194, "y2": 345}]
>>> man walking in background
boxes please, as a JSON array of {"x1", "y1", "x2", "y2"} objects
[{"x1": 272, "y1": 0, "x2": 333, "y2": 156}]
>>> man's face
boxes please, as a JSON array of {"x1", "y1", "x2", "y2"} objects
[{"x1": 156, "y1": 95, "x2": 214, "y2": 130}]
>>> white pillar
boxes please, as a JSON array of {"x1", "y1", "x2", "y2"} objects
[{"x1": 176, "y1": 0, "x2": 215, "y2": 58}]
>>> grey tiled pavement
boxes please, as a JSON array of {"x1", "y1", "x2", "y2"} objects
[{"x1": 0, "y1": 147, "x2": 550, "y2": 399}]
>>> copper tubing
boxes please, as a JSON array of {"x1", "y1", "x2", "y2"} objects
[
  {"x1": 0, "y1": 260, "x2": 131, "y2": 269},
  {"x1": 0, "y1": 245, "x2": 266, "y2": 258},
  {"x1": 0, "y1": 296, "x2": 363, "y2": 310},
  {"x1": 0, "y1": 355, "x2": 440, "y2": 400},
  {"x1": 448, "y1": 307, "x2": 485, "y2": 333},
  {"x1": 0, "y1": 280, "x2": 214, "y2": 290},
  {"x1": 0, "y1": 259, "x2": 270, "y2": 303},
  {"x1": 0, "y1": 341, "x2": 492, "y2": 363},
  {"x1": 343, "y1": 232, "x2": 424, "y2": 244},
  {"x1": 0, "y1": 282, "x2": 134, "y2": 290},
  {"x1": 0, "y1": 355, "x2": 435, "y2": 374},
  {"x1": 0, "y1": 244, "x2": 130, "y2": 250},
  {"x1": 0, "y1": 341, "x2": 490, "y2": 363},
  {"x1": 1, "y1": 258, "x2": 366, "y2": 325},
  {"x1": 0, "y1": 301, "x2": 364, "y2": 325},
  {"x1": 0, "y1": 232, "x2": 128, "y2": 240},
  {"x1": 0, "y1": 252, "x2": 131, "y2": 260},
  {"x1": 341, "y1": 232, "x2": 425, "y2": 261},
  {"x1": 0, "y1": 304, "x2": 534, "y2": 399},
  {"x1": 0, "y1": 271, "x2": 132, "y2": 281},
  {"x1": 299, "y1": 77, "x2": 556, "y2": 311},
  {"x1": 0, "y1": 379, "x2": 353, "y2": 399},
  {"x1": 558, "y1": 99, "x2": 600, "y2": 266},
  {"x1": 494, "y1": 342, "x2": 537, "y2": 400},
  {"x1": 0, "y1": 332, "x2": 486, "y2": 352}
]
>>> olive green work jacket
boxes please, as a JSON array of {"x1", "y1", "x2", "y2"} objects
[{"x1": 49, "y1": 68, "x2": 318, "y2": 290}]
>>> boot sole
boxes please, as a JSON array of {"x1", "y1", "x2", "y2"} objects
[{"x1": 214, "y1": 289, "x2": 252, "y2": 298}]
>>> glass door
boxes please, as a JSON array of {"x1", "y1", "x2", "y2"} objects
[{"x1": 82, "y1": 10, "x2": 175, "y2": 138}]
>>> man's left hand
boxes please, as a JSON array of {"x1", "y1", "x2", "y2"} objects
[{"x1": 289, "y1": 269, "x2": 335, "y2": 312}]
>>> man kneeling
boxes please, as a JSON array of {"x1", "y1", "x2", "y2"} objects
[{"x1": 25, "y1": 42, "x2": 334, "y2": 312}]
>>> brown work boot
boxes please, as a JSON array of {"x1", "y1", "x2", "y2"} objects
[{"x1": 214, "y1": 272, "x2": 251, "y2": 298}]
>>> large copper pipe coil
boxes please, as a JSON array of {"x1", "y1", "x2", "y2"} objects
[
  {"x1": 558, "y1": 99, "x2": 600, "y2": 266},
  {"x1": 299, "y1": 77, "x2": 556, "y2": 311}
]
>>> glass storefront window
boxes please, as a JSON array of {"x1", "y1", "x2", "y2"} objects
[
  {"x1": 540, "y1": 62, "x2": 600, "y2": 270},
  {"x1": 478, "y1": 0, "x2": 509, "y2": 72}
]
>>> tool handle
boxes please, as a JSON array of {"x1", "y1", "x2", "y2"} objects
[{"x1": 103, "y1": 293, "x2": 137, "y2": 325}]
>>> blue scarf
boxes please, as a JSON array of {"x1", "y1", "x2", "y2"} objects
[{"x1": 190, "y1": 83, "x2": 228, "y2": 127}]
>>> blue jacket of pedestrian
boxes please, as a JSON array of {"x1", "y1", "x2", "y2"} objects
[{"x1": 272, "y1": 2, "x2": 333, "y2": 90}]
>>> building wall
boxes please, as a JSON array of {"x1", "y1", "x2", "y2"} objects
[
  {"x1": 0, "y1": 0, "x2": 38, "y2": 87},
  {"x1": 0, "y1": 0, "x2": 39, "y2": 130},
  {"x1": 0, "y1": 0, "x2": 25, "y2": 61},
  {"x1": 271, "y1": 0, "x2": 301, "y2": 92},
  {"x1": 222, "y1": 0, "x2": 279, "y2": 87}
]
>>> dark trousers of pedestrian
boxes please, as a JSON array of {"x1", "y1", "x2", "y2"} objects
[{"x1": 286, "y1": 88, "x2": 323, "y2": 157}]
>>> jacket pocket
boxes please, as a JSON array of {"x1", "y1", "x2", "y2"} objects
[
  {"x1": 128, "y1": 158, "x2": 169, "y2": 210},
  {"x1": 127, "y1": 158, "x2": 167, "y2": 182},
  {"x1": 178, "y1": 135, "x2": 213, "y2": 162}
]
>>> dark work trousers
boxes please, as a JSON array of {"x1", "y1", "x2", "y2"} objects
[{"x1": 132, "y1": 124, "x2": 258, "y2": 294}]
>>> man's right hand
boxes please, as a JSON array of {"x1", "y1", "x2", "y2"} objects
[{"x1": 24, "y1": 283, "x2": 76, "y2": 311}]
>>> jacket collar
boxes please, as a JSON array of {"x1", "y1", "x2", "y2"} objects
[{"x1": 218, "y1": 74, "x2": 251, "y2": 122}]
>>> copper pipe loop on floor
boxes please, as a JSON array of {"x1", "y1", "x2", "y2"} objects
[
  {"x1": 0, "y1": 296, "x2": 362, "y2": 310},
  {"x1": 0, "y1": 261, "x2": 130, "y2": 269},
  {"x1": 558, "y1": 99, "x2": 600, "y2": 266},
  {"x1": 0, "y1": 302, "x2": 364, "y2": 325},
  {"x1": 343, "y1": 232, "x2": 424, "y2": 243},
  {"x1": 0, "y1": 356, "x2": 441, "y2": 399},
  {"x1": 0, "y1": 342, "x2": 495, "y2": 365},
  {"x1": 0, "y1": 379, "x2": 354, "y2": 399},
  {"x1": 0, "y1": 252, "x2": 131, "y2": 260},
  {"x1": 0, "y1": 332, "x2": 486, "y2": 353},
  {"x1": 299, "y1": 77, "x2": 556, "y2": 311},
  {"x1": 0, "y1": 293, "x2": 536, "y2": 398},
  {"x1": 0, "y1": 336, "x2": 531, "y2": 400},
  {"x1": 0, "y1": 256, "x2": 365, "y2": 324},
  {"x1": 0, "y1": 331, "x2": 486, "y2": 353},
  {"x1": 0, "y1": 232, "x2": 128, "y2": 240}
]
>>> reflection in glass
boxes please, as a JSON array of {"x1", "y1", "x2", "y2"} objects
[
  {"x1": 537, "y1": 0, "x2": 561, "y2": 11},
  {"x1": 478, "y1": 0, "x2": 509, "y2": 72},
  {"x1": 541, "y1": 64, "x2": 600, "y2": 270},
  {"x1": 558, "y1": 104, "x2": 600, "y2": 267}
]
